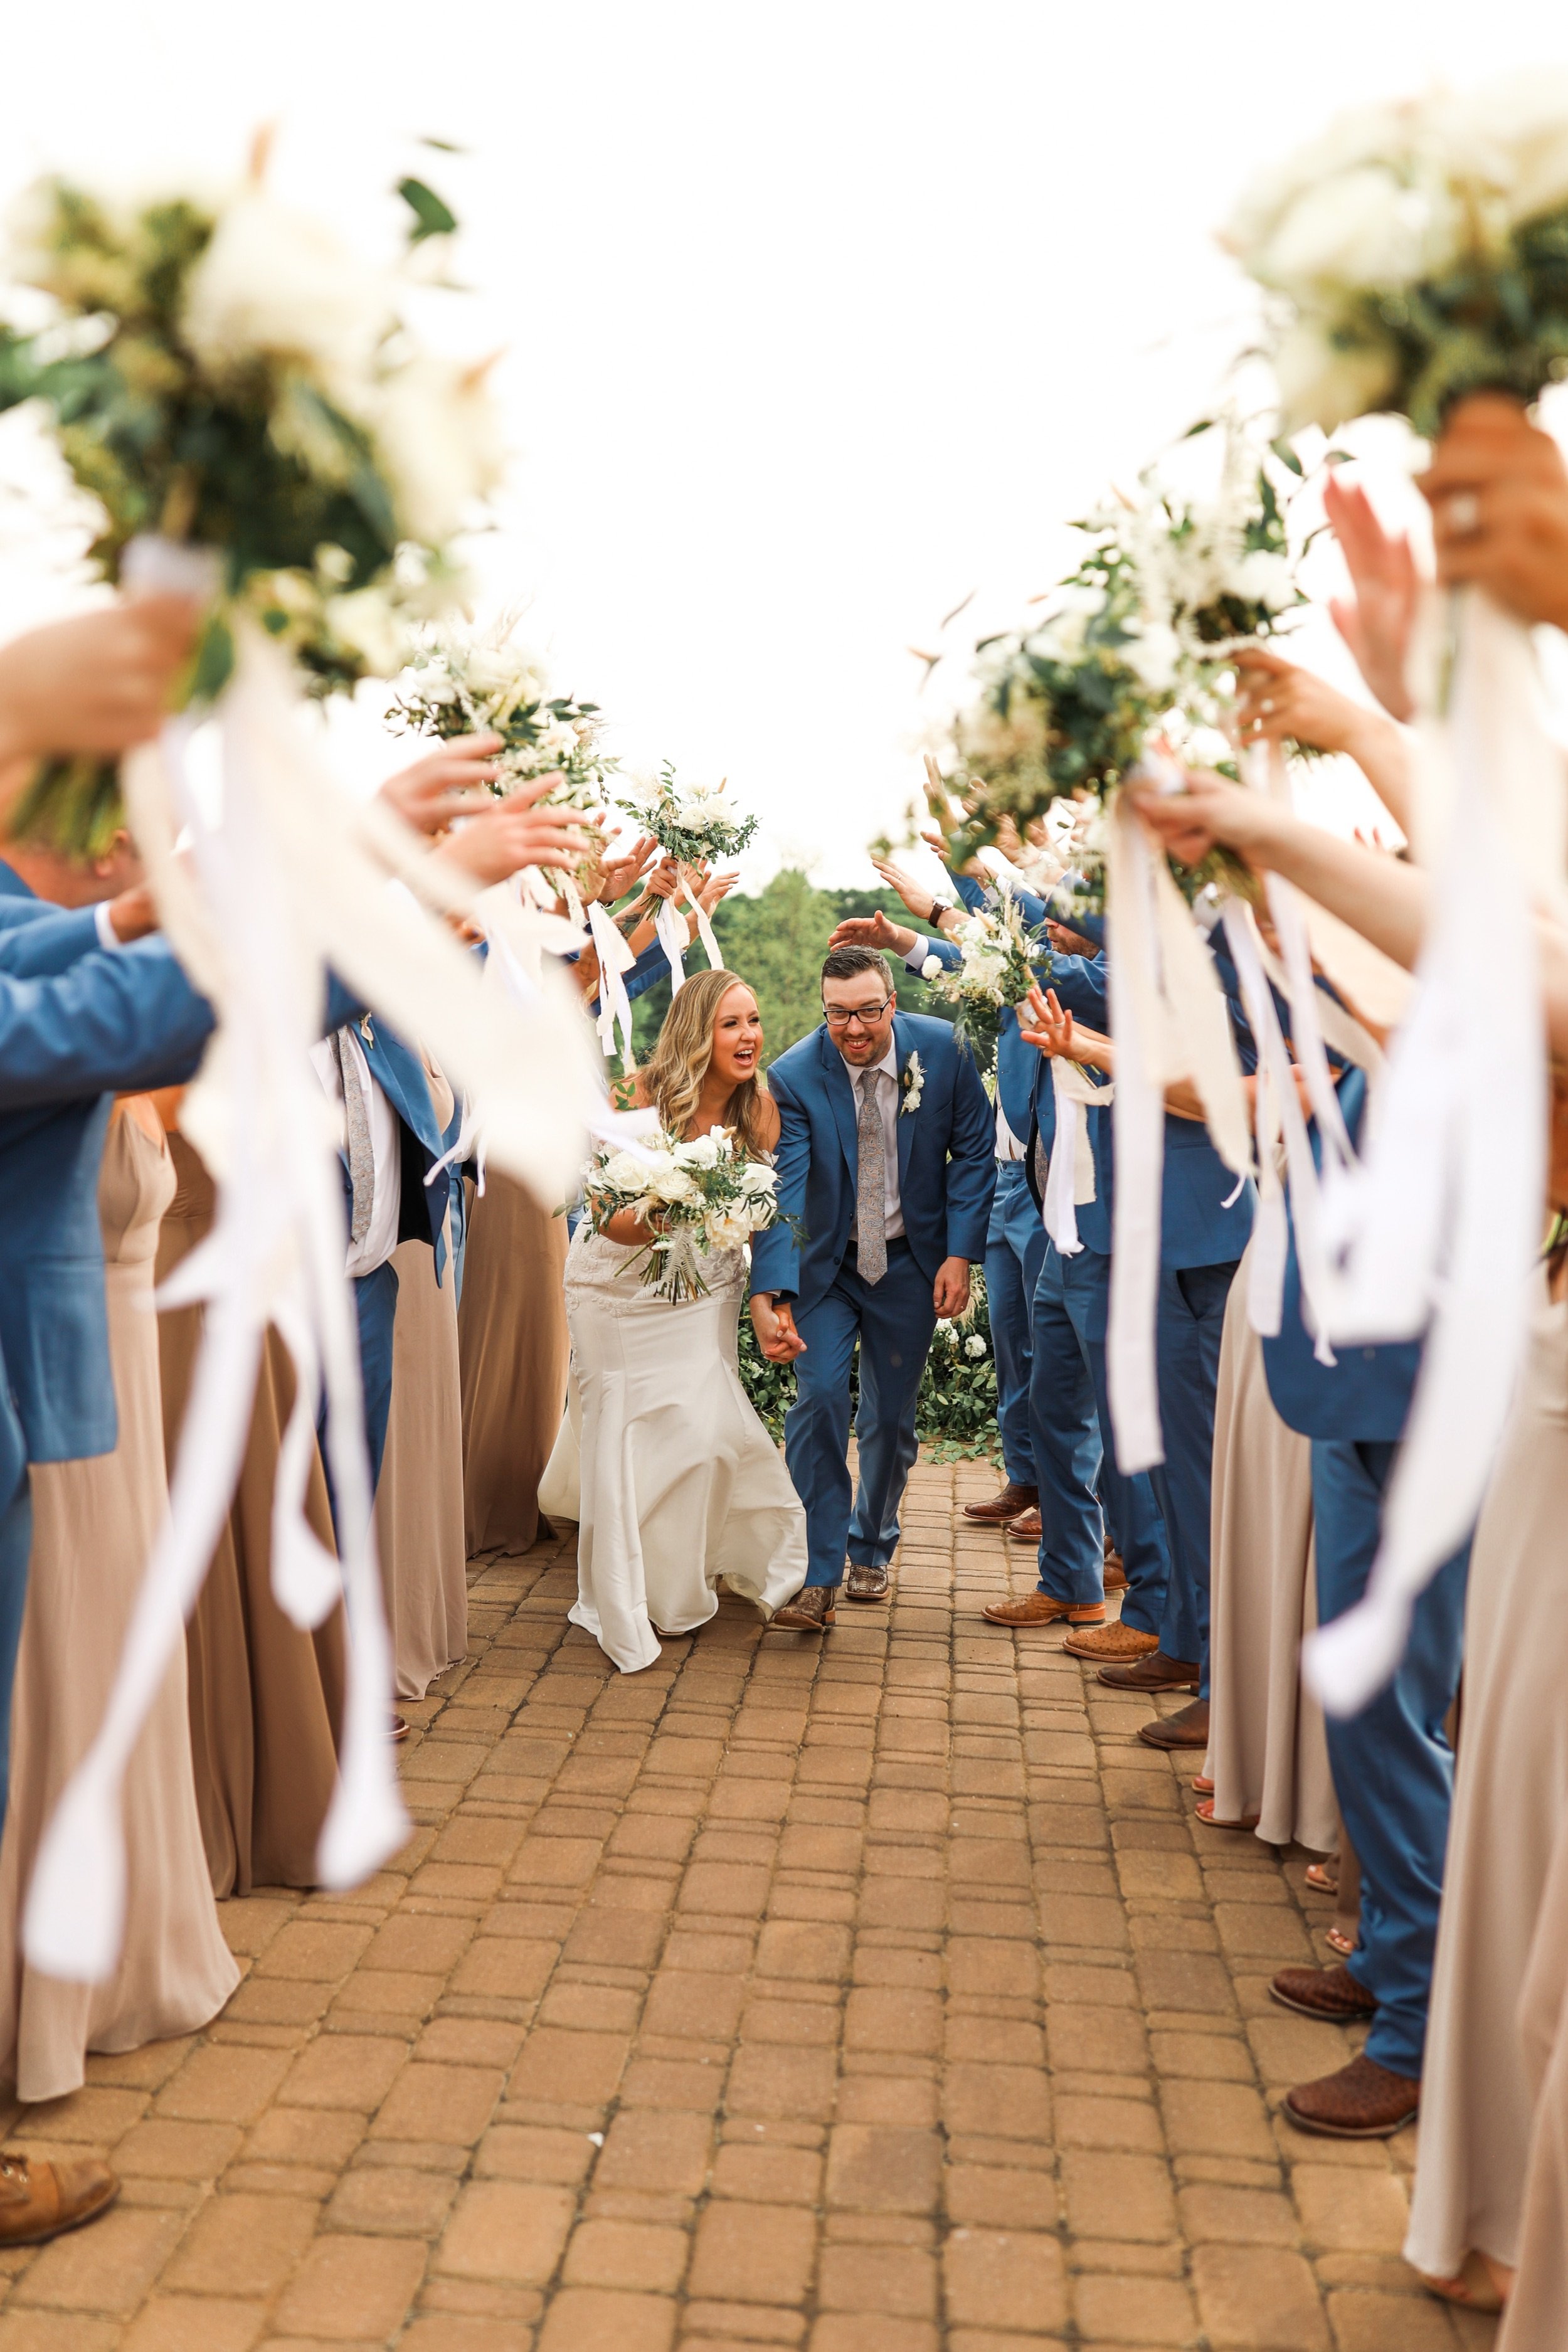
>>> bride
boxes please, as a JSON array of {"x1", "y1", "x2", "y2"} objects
[{"x1": 539, "y1": 967, "x2": 808, "y2": 1671}]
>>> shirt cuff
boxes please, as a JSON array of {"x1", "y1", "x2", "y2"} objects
[
  {"x1": 94, "y1": 900, "x2": 122, "y2": 950},
  {"x1": 904, "y1": 941, "x2": 936, "y2": 975}
]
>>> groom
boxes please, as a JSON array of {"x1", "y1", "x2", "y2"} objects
[{"x1": 751, "y1": 944, "x2": 995, "y2": 1629}]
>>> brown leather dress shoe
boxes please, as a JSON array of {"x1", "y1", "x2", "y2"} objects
[
  {"x1": 1103, "y1": 1552, "x2": 1127, "y2": 1592},
  {"x1": 1284, "y1": 2052, "x2": 1419, "y2": 2138},
  {"x1": 1096, "y1": 1651, "x2": 1200, "y2": 1693},
  {"x1": 1062, "y1": 1619, "x2": 1158, "y2": 1663},
  {"x1": 773, "y1": 1587, "x2": 836, "y2": 1631},
  {"x1": 983, "y1": 1593, "x2": 1106, "y2": 1628},
  {"x1": 1006, "y1": 1508, "x2": 1044, "y2": 1542},
  {"x1": 0, "y1": 2154, "x2": 118, "y2": 2247},
  {"x1": 1138, "y1": 1698, "x2": 1209, "y2": 1751},
  {"x1": 963, "y1": 1482, "x2": 1038, "y2": 1523},
  {"x1": 844, "y1": 1562, "x2": 890, "y2": 1602},
  {"x1": 1269, "y1": 1962, "x2": 1377, "y2": 2023}
]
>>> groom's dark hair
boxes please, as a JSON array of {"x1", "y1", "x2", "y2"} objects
[{"x1": 820, "y1": 945, "x2": 894, "y2": 991}]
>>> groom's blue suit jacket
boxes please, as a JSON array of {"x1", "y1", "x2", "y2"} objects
[{"x1": 751, "y1": 1012, "x2": 996, "y2": 1315}]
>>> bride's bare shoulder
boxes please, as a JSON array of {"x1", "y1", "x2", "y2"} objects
[{"x1": 754, "y1": 1088, "x2": 782, "y2": 1150}]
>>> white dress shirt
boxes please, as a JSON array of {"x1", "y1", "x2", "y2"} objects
[
  {"x1": 994, "y1": 1099, "x2": 1027, "y2": 1163},
  {"x1": 310, "y1": 1027, "x2": 402, "y2": 1278},
  {"x1": 852, "y1": 1039, "x2": 906, "y2": 1241},
  {"x1": 93, "y1": 901, "x2": 122, "y2": 950}
]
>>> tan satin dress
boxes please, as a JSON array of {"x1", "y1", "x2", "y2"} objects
[
  {"x1": 1205, "y1": 1241, "x2": 1338, "y2": 1851},
  {"x1": 0, "y1": 1111, "x2": 240, "y2": 2102},
  {"x1": 458, "y1": 1172, "x2": 570, "y2": 1557},
  {"x1": 156, "y1": 1133, "x2": 346, "y2": 1895},
  {"x1": 374, "y1": 1224, "x2": 467, "y2": 1700},
  {"x1": 1406, "y1": 1278, "x2": 1568, "y2": 2286},
  {"x1": 1500, "y1": 1798, "x2": 1568, "y2": 2349}
]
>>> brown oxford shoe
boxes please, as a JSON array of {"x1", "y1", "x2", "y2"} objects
[
  {"x1": 1283, "y1": 2052, "x2": 1419, "y2": 2139},
  {"x1": 1138, "y1": 1698, "x2": 1210, "y2": 1751},
  {"x1": 0, "y1": 2154, "x2": 118, "y2": 2247},
  {"x1": 773, "y1": 1587, "x2": 836, "y2": 1631},
  {"x1": 845, "y1": 1562, "x2": 890, "y2": 1602},
  {"x1": 1269, "y1": 1962, "x2": 1377, "y2": 2024},
  {"x1": 1096, "y1": 1651, "x2": 1200, "y2": 1693},
  {"x1": 983, "y1": 1592, "x2": 1106, "y2": 1628},
  {"x1": 1005, "y1": 1509, "x2": 1044, "y2": 1542},
  {"x1": 963, "y1": 1482, "x2": 1038, "y2": 1524}
]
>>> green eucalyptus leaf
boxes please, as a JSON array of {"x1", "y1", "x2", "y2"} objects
[{"x1": 397, "y1": 176, "x2": 458, "y2": 243}]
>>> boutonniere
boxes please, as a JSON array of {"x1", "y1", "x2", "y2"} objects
[
  {"x1": 359, "y1": 1014, "x2": 375, "y2": 1049},
  {"x1": 901, "y1": 1051, "x2": 924, "y2": 1115}
]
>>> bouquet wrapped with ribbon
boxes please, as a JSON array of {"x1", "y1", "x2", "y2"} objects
[
  {"x1": 0, "y1": 154, "x2": 605, "y2": 1983},
  {"x1": 1222, "y1": 74, "x2": 1568, "y2": 1711},
  {"x1": 919, "y1": 893, "x2": 1039, "y2": 1074},
  {"x1": 613, "y1": 762, "x2": 756, "y2": 985},
  {"x1": 583, "y1": 1125, "x2": 788, "y2": 1303}
]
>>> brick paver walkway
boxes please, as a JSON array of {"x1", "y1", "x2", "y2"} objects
[{"x1": 0, "y1": 1458, "x2": 1498, "y2": 2351}]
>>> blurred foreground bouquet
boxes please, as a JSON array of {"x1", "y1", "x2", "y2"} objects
[{"x1": 0, "y1": 161, "x2": 499, "y2": 848}]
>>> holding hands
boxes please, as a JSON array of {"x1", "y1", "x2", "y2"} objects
[{"x1": 751, "y1": 1296, "x2": 807, "y2": 1364}]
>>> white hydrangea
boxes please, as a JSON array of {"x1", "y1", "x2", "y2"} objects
[{"x1": 965, "y1": 1333, "x2": 988, "y2": 1360}]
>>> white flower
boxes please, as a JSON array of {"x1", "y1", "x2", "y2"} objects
[
  {"x1": 704, "y1": 1207, "x2": 752, "y2": 1251},
  {"x1": 1121, "y1": 620, "x2": 1181, "y2": 694},
  {"x1": 965, "y1": 1333, "x2": 988, "y2": 1360},
  {"x1": 935, "y1": 1317, "x2": 955, "y2": 1335},
  {"x1": 600, "y1": 1150, "x2": 650, "y2": 1192},
  {"x1": 324, "y1": 586, "x2": 410, "y2": 676},
  {"x1": 738, "y1": 1160, "x2": 778, "y2": 1196},
  {"x1": 183, "y1": 192, "x2": 393, "y2": 391},
  {"x1": 921, "y1": 955, "x2": 943, "y2": 982},
  {"x1": 901, "y1": 1051, "x2": 924, "y2": 1115},
  {"x1": 1259, "y1": 166, "x2": 1459, "y2": 294},
  {"x1": 1273, "y1": 315, "x2": 1399, "y2": 433},
  {"x1": 679, "y1": 1131, "x2": 723, "y2": 1170},
  {"x1": 371, "y1": 354, "x2": 507, "y2": 546},
  {"x1": 1227, "y1": 549, "x2": 1297, "y2": 610}
]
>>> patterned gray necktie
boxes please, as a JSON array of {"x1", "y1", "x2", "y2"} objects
[
  {"x1": 333, "y1": 1027, "x2": 376, "y2": 1247},
  {"x1": 1033, "y1": 1124, "x2": 1051, "y2": 1207},
  {"x1": 856, "y1": 1067, "x2": 887, "y2": 1285}
]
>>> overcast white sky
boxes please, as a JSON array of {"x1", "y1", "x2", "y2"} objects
[{"x1": 3, "y1": 0, "x2": 1567, "y2": 883}]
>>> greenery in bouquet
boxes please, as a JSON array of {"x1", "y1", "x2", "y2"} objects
[
  {"x1": 1225, "y1": 73, "x2": 1568, "y2": 436},
  {"x1": 918, "y1": 892, "x2": 1041, "y2": 1072},
  {"x1": 0, "y1": 162, "x2": 500, "y2": 850},
  {"x1": 582, "y1": 1124, "x2": 792, "y2": 1304},
  {"x1": 394, "y1": 618, "x2": 613, "y2": 812},
  {"x1": 614, "y1": 763, "x2": 760, "y2": 869}
]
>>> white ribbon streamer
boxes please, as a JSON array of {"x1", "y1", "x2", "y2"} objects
[
  {"x1": 1305, "y1": 588, "x2": 1556, "y2": 1715},
  {"x1": 1043, "y1": 1061, "x2": 1108, "y2": 1258},
  {"x1": 587, "y1": 899, "x2": 637, "y2": 1066},
  {"x1": 681, "y1": 874, "x2": 722, "y2": 970},
  {"x1": 655, "y1": 894, "x2": 689, "y2": 993}
]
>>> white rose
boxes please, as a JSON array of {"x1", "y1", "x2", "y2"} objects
[
  {"x1": 324, "y1": 586, "x2": 410, "y2": 677},
  {"x1": 371, "y1": 355, "x2": 507, "y2": 546},
  {"x1": 600, "y1": 1150, "x2": 650, "y2": 1192},
  {"x1": 1260, "y1": 165, "x2": 1460, "y2": 294},
  {"x1": 738, "y1": 1161, "x2": 777, "y2": 1196},
  {"x1": 921, "y1": 956, "x2": 943, "y2": 982},
  {"x1": 965, "y1": 1334, "x2": 988, "y2": 1360},
  {"x1": 677, "y1": 1132, "x2": 722, "y2": 1170},
  {"x1": 647, "y1": 1166, "x2": 701, "y2": 1205},
  {"x1": 1471, "y1": 72, "x2": 1568, "y2": 225},
  {"x1": 935, "y1": 1317, "x2": 954, "y2": 1335},
  {"x1": 1273, "y1": 315, "x2": 1398, "y2": 434},
  {"x1": 704, "y1": 1207, "x2": 753, "y2": 1251},
  {"x1": 183, "y1": 193, "x2": 394, "y2": 389}
]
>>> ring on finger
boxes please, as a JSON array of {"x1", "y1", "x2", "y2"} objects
[{"x1": 1446, "y1": 490, "x2": 1481, "y2": 537}]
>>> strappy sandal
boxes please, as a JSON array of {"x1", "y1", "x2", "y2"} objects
[
  {"x1": 1195, "y1": 1798, "x2": 1260, "y2": 1830},
  {"x1": 1305, "y1": 1861, "x2": 1339, "y2": 1895},
  {"x1": 1192, "y1": 1774, "x2": 1214, "y2": 1795},
  {"x1": 1419, "y1": 2251, "x2": 1506, "y2": 2315},
  {"x1": 1325, "y1": 1925, "x2": 1357, "y2": 1957}
]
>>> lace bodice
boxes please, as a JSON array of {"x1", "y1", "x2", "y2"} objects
[{"x1": 563, "y1": 1223, "x2": 748, "y2": 1315}]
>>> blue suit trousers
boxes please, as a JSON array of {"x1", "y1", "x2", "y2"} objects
[
  {"x1": 0, "y1": 1387, "x2": 32, "y2": 1835},
  {"x1": 788, "y1": 1240, "x2": 935, "y2": 1588},
  {"x1": 319, "y1": 1258, "x2": 401, "y2": 1536},
  {"x1": 985, "y1": 1163, "x2": 1047, "y2": 1488},
  {"x1": 1028, "y1": 1244, "x2": 1170, "y2": 1632},
  {"x1": 1311, "y1": 1439, "x2": 1469, "y2": 2080},
  {"x1": 1152, "y1": 1259, "x2": 1239, "y2": 1684}
]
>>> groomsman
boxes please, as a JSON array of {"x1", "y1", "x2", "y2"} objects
[{"x1": 751, "y1": 945, "x2": 994, "y2": 1628}]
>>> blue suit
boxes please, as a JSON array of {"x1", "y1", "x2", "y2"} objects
[
  {"x1": 1264, "y1": 1069, "x2": 1466, "y2": 2080},
  {"x1": 753, "y1": 1013, "x2": 994, "y2": 1588}
]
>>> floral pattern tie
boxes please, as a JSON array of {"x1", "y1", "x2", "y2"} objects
[{"x1": 333, "y1": 1028, "x2": 376, "y2": 1248}]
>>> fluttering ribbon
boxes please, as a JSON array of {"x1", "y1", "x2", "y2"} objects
[
  {"x1": 586, "y1": 898, "x2": 637, "y2": 1067},
  {"x1": 24, "y1": 556, "x2": 602, "y2": 1983},
  {"x1": 1042, "y1": 1062, "x2": 1110, "y2": 1257},
  {"x1": 1104, "y1": 788, "x2": 1251, "y2": 1471},
  {"x1": 1304, "y1": 587, "x2": 1556, "y2": 1715},
  {"x1": 655, "y1": 893, "x2": 689, "y2": 993},
  {"x1": 680, "y1": 872, "x2": 722, "y2": 970}
]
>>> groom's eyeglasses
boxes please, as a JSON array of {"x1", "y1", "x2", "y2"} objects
[{"x1": 822, "y1": 1000, "x2": 893, "y2": 1029}]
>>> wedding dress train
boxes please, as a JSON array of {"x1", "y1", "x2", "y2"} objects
[{"x1": 539, "y1": 1226, "x2": 807, "y2": 1671}]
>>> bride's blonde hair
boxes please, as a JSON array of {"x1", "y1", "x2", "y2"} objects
[{"x1": 643, "y1": 968, "x2": 770, "y2": 1156}]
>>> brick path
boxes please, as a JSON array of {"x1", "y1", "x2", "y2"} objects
[{"x1": 0, "y1": 1458, "x2": 1498, "y2": 2351}]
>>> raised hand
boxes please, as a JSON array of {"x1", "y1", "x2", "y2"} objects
[
  {"x1": 0, "y1": 598, "x2": 201, "y2": 773},
  {"x1": 1420, "y1": 390, "x2": 1568, "y2": 635},
  {"x1": 1322, "y1": 474, "x2": 1420, "y2": 721},
  {"x1": 1125, "y1": 768, "x2": 1282, "y2": 869},
  {"x1": 590, "y1": 834, "x2": 659, "y2": 906},
  {"x1": 379, "y1": 734, "x2": 504, "y2": 834},
  {"x1": 828, "y1": 909, "x2": 918, "y2": 958},
  {"x1": 1019, "y1": 984, "x2": 1075, "y2": 1059},
  {"x1": 697, "y1": 867, "x2": 739, "y2": 916},
  {"x1": 1235, "y1": 647, "x2": 1380, "y2": 758},
  {"x1": 920, "y1": 823, "x2": 985, "y2": 879},
  {"x1": 870, "y1": 854, "x2": 940, "y2": 921},
  {"x1": 433, "y1": 776, "x2": 599, "y2": 887}
]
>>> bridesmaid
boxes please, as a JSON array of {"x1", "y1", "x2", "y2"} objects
[
  {"x1": 156, "y1": 1118, "x2": 346, "y2": 1895},
  {"x1": 0, "y1": 1099, "x2": 238, "y2": 2100},
  {"x1": 458, "y1": 1172, "x2": 570, "y2": 1555}
]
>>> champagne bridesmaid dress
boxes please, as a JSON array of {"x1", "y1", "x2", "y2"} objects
[
  {"x1": 0, "y1": 1108, "x2": 239, "y2": 2102},
  {"x1": 374, "y1": 1224, "x2": 467, "y2": 1699},
  {"x1": 458, "y1": 1172, "x2": 570, "y2": 1556}
]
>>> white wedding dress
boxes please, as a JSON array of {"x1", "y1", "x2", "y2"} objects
[{"x1": 538, "y1": 1226, "x2": 808, "y2": 1672}]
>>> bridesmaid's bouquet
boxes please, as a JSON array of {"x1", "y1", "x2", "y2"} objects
[
  {"x1": 395, "y1": 619, "x2": 614, "y2": 811},
  {"x1": 615, "y1": 764, "x2": 759, "y2": 866},
  {"x1": 1224, "y1": 73, "x2": 1568, "y2": 433},
  {"x1": 919, "y1": 893, "x2": 1040, "y2": 1071},
  {"x1": 585, "y1": 1126, "x2": 787, "y2": 1303},
  {"x1": 0, "y1": 162, "x2": 497, "y2": 849}
]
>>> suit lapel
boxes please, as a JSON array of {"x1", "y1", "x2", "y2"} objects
[
  {"x1": 820, "y1": 1024, "x2": 859, "y2": 1189},
  {"x1": 894, "y1": 1015, "x2": 917, "y2": 1195}
]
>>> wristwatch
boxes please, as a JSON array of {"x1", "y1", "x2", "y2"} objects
[{"x1": 928, "y1": 898, "x2": 953, "y2": 924}]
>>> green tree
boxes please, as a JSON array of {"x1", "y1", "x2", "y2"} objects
[{"x1": 631, "y1": 867, "x2": 955, "y2": 1063}]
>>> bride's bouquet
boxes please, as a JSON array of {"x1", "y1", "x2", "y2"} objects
[
  {"x1": 395, "y1": 618, "x2": 614, "y2": 812},
  {"x1": 584, "y1": 1125, "x2": 787, "y2": 1303},
  {"x1": 919, "y1": 893, "x2": 1039, "y2": 1071},
  {"x1": 0, "y1": 165, "x2": 495, "y2": 850},
  {"x1": 615, "y1": 763, "x2": 759, "y2": 867},
  {"x1": 1224, "y1": 72, "x2": 1568, "y2": 433}
]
